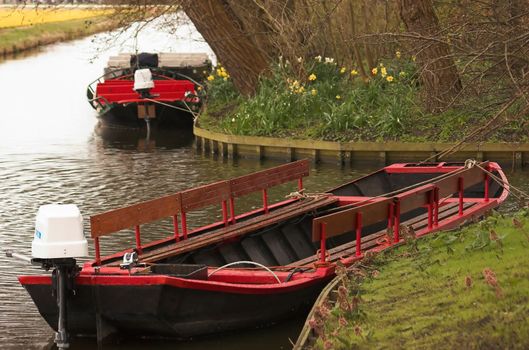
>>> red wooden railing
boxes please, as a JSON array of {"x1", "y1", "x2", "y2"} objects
[
  {"x1": 311, "y1": 162, "x2": 492, "y2": 262},
  {"x1": 89, "y1": 160, "x2": 309, "y2": 265}
]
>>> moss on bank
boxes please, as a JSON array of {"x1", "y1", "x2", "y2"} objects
[
  {"x1": 0, "y1": 16, "x2": 118, "y2": 55},
  {"x1": 307, "y1": 209, "x2": 529, "y2": 349}
]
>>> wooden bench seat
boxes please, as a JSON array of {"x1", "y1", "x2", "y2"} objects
[
  {"x1": 289, "y1": 201, "x2": 475, "y2": 268},
  {"x1": 134, "y1": 195, "x2": 338, "y2": 264}
]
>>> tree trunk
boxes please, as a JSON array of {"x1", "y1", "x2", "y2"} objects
[
  {"x1": 398, "y1": 0, "x2": 462, "y2": 112},
  {"x1": 181, "y1": 0, "x2": 270, "y2": 96}
]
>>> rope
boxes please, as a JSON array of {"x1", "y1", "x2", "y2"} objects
[
  {"x1": 143, "y1": 98, "x2": 199, "y2": 119},
  {"x1": 474, "y1": 162, "x2": 529, "y2": 202},
  {"x1": 208, "y1": 261, "x2": 282, "y2": 284}
]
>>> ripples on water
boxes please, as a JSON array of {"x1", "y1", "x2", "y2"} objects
[{"x1": 1, "y1": 14, "x2": 528, "y2": 350}]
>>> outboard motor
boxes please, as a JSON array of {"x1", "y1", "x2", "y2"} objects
[
  {"x1": 133, "y1": 68, "x2": 155, "y2": 98},
  {"x1": 31, "y1": 204, "x2": 88, "y2": 349}
]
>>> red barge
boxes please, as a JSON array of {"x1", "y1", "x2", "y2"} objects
[
  {"x1": 86, "y1": 53, "x2": 210, "y2": 128},
  {"x1": 18, "y1": 160, "x2": 508, "y2": 342}
]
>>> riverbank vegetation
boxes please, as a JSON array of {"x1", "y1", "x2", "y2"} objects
[
  {"x1": 0, "y1": 6, "x2": 117, "y2": 55},
  {"x1": 175, "y1": 1, "x2": 529, "y2": 143},
  {"x1": 304, "y1": 209, "x2": 529, "y2": 349}
]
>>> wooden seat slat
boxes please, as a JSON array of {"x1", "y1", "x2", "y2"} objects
[
  {"x1": 181, "y1": 181, "x2": 231, "y2": 212},
  {"x1": 90, "y1": 193, "x2": 182, "y2": 238},
  {"x1": 312, "y1": 198, "x2": 393, "y2": 241},
  {"x1": 133, "y1": 196, "x2": 337, "y2": 265},
  {"x1": 293, "y1": 202, "x2": 474, "y2": 267}
]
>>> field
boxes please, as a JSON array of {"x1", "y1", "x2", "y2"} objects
[
  {"x1": 0, "y1": 6, "x2": 111, "y2": 29},
  {"x1": 0, "y1": 6, "x2": 117, "y2": 55}
]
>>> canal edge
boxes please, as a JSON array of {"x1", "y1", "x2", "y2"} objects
[{"x1": 194, "y1": 126, "x2": 529, "y2": 168}]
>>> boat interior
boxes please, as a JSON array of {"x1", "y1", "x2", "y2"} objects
[{"x1": 88, "y1": 160, "x2": 504, "y2": 279}]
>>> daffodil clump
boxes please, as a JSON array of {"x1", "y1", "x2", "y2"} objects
[
  {"x1": 202, "y1": 53, "x2": 422, "y2": 141},
  {"x1": 204, "y1": 63, "x2": 239, "y2": 106}
]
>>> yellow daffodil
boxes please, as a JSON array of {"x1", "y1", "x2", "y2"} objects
[
  {"x1": 315, "y1": 55, "x2": 322, "y2": 62},
  {"x1": 340, "y1": 67, "x2": 346, "y2": 74},
  {"x1": 350, "y1": 69, "x2": 359, "y2": 76},
  {"x1": 207, "y1": 75, "x2": 215, "y2": 81},
  {"x1": 381, "y1": 67, "x2": 387, "y2": 77},
  {"x1": 396, "y1": 51, "x2": 401, "y2": 59},
  {"x1": 371, "y1": 67, "x2": 378, "y2": 75},
  {"x1": 336, "y1": 95, "x2": 341, "y2": 100},
  {"x1": 308, "y1": 73, "x2": 317, "y2": 81},
  {"x1": 298, "y1": 86, "x2": 305, "y2": 93},
  {"x1": 399, "y1": 71, "x2": 407, "y2": 78},
  {"x1": 386, "y1": 76, "x2": 394, "y2": 82},
  {"x1": 311, "y1": 89, "x2": 317, "y2": 96}
]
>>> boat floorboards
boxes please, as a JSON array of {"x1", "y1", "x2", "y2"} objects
[
  {"x1": 288, "y1": 201, "x2": 476, "y2": 268},
  {"x1": 129, "y1": 195, "x2": 338, "y2": 265}
]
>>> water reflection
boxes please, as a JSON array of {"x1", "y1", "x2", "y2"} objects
[{"x1": 94, "y1": 123, "x2": 195, "y2": 151}]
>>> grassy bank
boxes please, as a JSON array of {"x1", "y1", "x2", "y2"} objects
[
  {"x1": 306, "y1": 209, "x2": 529, "y2": 349},
  {"x1": 199, "y1": 57, "x2": 528, "y2": 143},
  {"x1": 0, "y1": 8, "x2": 117, "y2": 55}
]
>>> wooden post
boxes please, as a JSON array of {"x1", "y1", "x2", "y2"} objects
[
  {"x1": 173, "y1": 215, "x2": 180, "y2": 242},
  {"x1": 181, "y1": 212, "x2": 188, "y2": 239},
  {"x1": 356, "y1": 212, "x2": 362, "y2": 257},
  {"x1": 229, "y1": 197, "x2": 236, "y2": 224},
  {"x1": 458, "y1": 177, "x2": 464, "y2": 216},
  {"x1": 262, "y1": 189, "x2": 269, "y2": 214},
  {"x1": 94, "y1": 237, "x2": 101, "y2": 266},
  {"x1": 320, "y1": 223, "x2": 327, "y2": 263},
  {"x1": 427, "y1": 190, "x2": 433, "y2": 230},
  {"x1": 434, "y1": 187, "x2": 439, "y2": 226},
  {"x1": 394, "y1": 201, "x2": 400, "y2": 243}
]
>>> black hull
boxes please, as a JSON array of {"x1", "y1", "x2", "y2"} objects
[
  {"x1": 98, "y1": 103, "x2": 194, "y2": 129},
  {"x1": 23, "y1": 280, "x2": 328, "y2": 338}
]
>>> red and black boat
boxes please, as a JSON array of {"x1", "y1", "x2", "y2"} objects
[
  {"x1": 86, "y1": 53, "x2": 210, "y2": 128},
  {"x1": 18, "y1": 160, "x2": 508, "y2": 342}
]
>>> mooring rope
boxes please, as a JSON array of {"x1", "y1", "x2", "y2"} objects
[
  {"x1": 143, "y1": 97, "x2": 200, "y2": 120},
  {"x1": 473, "y1": 162, "x2": 529, "y2": 202}
]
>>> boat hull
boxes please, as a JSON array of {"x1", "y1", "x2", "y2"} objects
[
  {"x1": 98, "y1": 103, "x2": 194, "y2": 129},
  {"x1": 22, "y1": 277, "x2": 328, "y2": 338}
]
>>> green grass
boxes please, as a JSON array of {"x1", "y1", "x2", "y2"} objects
[
  {"x1": 199, "y1": 57, "x2": 529, "y2": 143},
  {"x1": 310, "y1": 209, "x2": 529, "y2": 349},
  {"x1": 0, "y1": 16, "x2": 116, "y2": 54}
]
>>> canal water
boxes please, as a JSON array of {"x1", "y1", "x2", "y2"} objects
[{"x1": 0, "y1": 15, "x2": 527, "y2": 350}]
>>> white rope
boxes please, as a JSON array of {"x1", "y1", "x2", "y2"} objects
[{"x1": 208, "y1": 261, "x2": 282, "y2": 284}]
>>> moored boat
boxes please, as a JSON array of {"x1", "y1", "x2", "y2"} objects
[
  {"x1": 86, "y1": 52, "x2": 210, "y2": 128},
  {"x1": 17, "y1": 160, "x2": 508, "y2": 342}
]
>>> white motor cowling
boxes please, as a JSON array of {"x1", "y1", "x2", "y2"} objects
[
  {"x1": 32, "y1": 204, "x2": 88, "y2": 259},
  {"x1": 133, "y1": 68, "x2": 155, "y2": 91}
]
